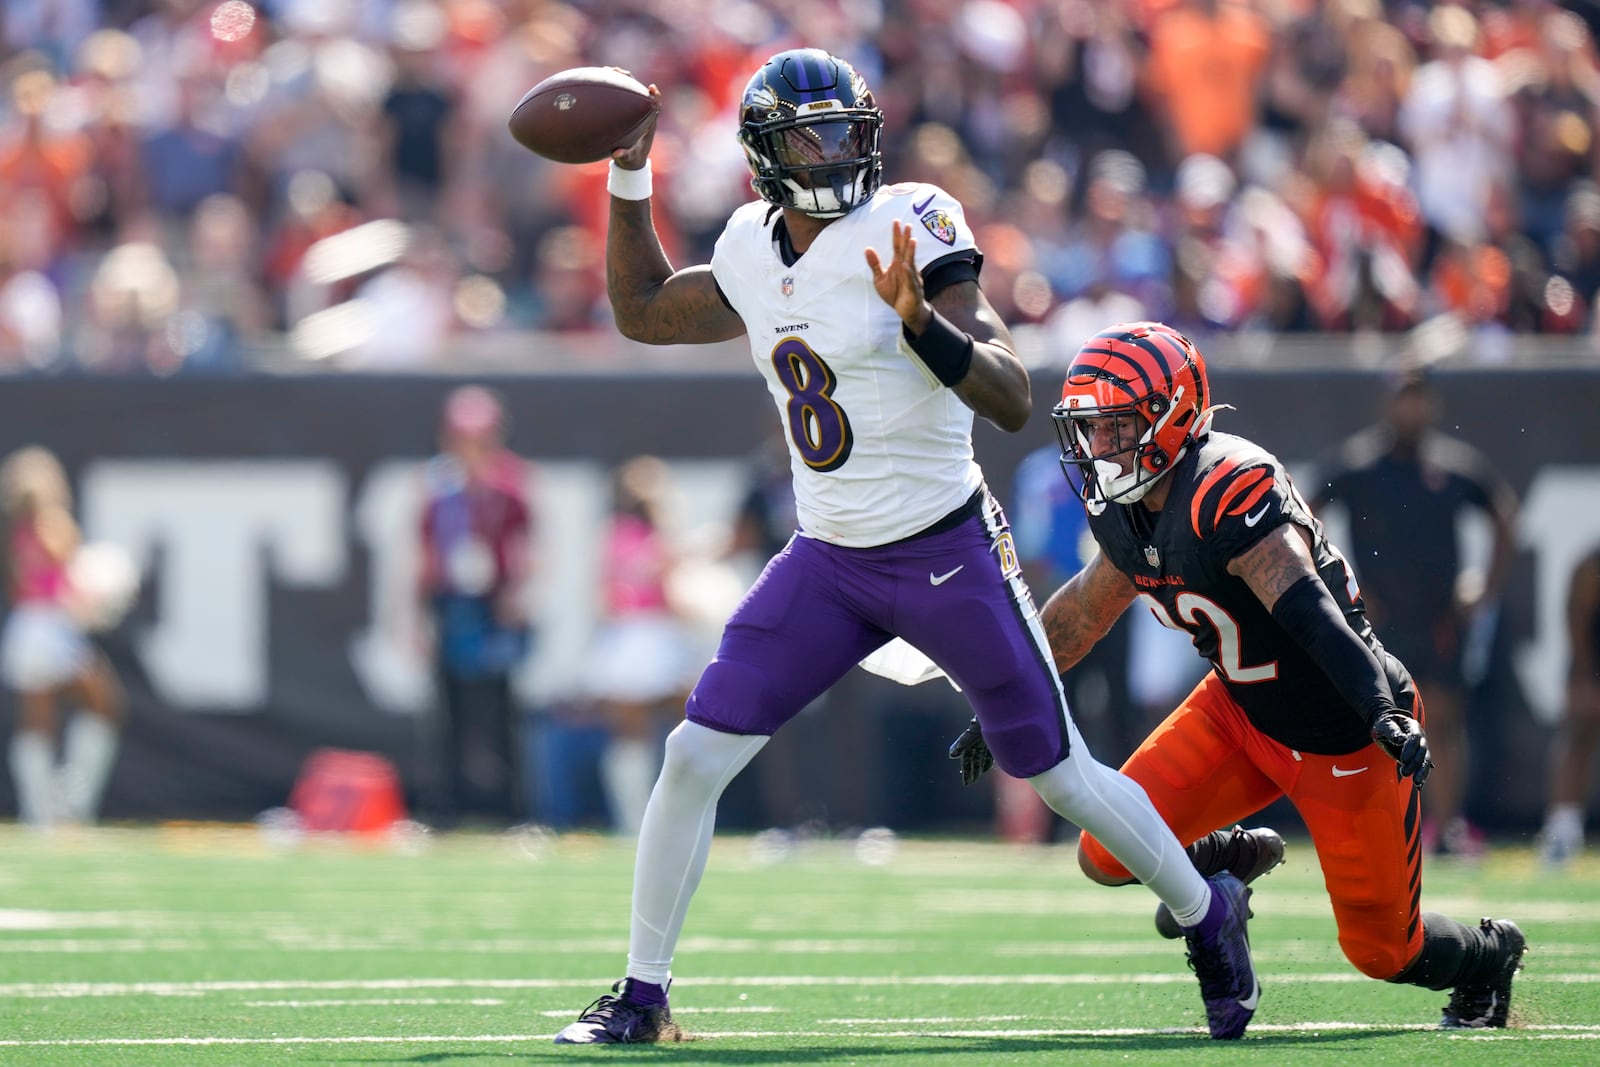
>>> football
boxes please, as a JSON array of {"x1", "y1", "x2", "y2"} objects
[{"x1": 508, "y1": 66, "x2": 657, "y2": 164}]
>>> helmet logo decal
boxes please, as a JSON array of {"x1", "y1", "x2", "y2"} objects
[
  {"x1": 1144, "y1": 545, "x2": 1161, "y2": 568},
  {"x1": 920, "y1": 208, "x2": 958, "y2": 245}
]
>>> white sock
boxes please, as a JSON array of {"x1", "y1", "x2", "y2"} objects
[
  {"x1": 61, "y1": 713, "x2": 119, "y2": 824},
  {"x1": 1546, "y1": 803, "x2": 1584, "y2": 838},
  {"x1": 9, "y1": 730, "x2": 58, "y2": 828},
  {"x1": 626, "y1": 721, "x2": 766, "y2": 988},
  {"x1": 1028, "y1": 726, "x2": 1210, "y2": 923},
  {"x1": 602, "y1": 738, "x2": 658, "y2": 837}
]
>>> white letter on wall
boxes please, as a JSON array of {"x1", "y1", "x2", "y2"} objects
[
  {"x1": 81, "y1": 461, "x2": 346, "y2": 711},
  {"x1": 1515, "y1": 466, "x2": 1600, "y2": 725}
]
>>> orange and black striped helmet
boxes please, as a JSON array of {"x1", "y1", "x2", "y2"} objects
[{"x1": 1052, "y1": 322, "x2": 1210, "y2": 510}]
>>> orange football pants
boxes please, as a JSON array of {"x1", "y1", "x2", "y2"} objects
[{"x1": 1080, "y1": 672, "x2": 1426, "y2": 980}]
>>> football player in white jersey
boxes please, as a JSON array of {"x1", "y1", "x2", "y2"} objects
[{"x1": 553, "y1": 48, "x2": 1259, "y2": 1045}]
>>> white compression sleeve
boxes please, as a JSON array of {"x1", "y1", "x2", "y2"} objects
[
  {"x1": 1027, "y1": 724, "x2": 1210, "y2": 923},
  {"x1": 626, "y1": 720, "x2": 767, "y2": 987}
]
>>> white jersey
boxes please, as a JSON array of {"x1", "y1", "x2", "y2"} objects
[{"x1": 711, "y1": 182, "x2": 985, "y2": 548}]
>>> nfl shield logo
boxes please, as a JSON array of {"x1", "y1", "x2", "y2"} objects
[
  {"x1": 1144, "y1": 545, "x2": 1161, "y2": 568},
  {"x1": 781, "y1": 276, "x2": 794, "y2": 298}
]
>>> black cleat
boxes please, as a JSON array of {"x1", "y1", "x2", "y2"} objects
[
  {"x1": 1156, "y1": 826, "x2": 1285, "y2": 940},
  {"x1": 553, "y1": 979, "x2": 685, "y2": 1044},
  {"x1": 1440, "y1": 919, "x2": 1527, "y2": 1029}
]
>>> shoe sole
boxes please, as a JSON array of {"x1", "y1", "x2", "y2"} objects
[{"x1": 1439, "y1": 919, "x2": 1528, "y2": 1030}]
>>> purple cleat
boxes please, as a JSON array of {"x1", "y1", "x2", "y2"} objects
[
  {"x1": 553, "y1": 979, "x2": 685, "y2": 1045},
  {"x1": 1182, "y1": 872, "x2": 1259, "y2": 1040}
]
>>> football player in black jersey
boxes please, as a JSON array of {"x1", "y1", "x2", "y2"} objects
[{"x1": 950, "y1": 322, "x2": 1527, "y2": 1030}]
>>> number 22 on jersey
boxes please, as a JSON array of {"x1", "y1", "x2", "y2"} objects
[{"x1": 1142, "y1": 592, "x2": 1279, "y2": 684}]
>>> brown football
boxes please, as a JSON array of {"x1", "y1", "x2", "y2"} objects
[{"x1": 508, "y1": 67, "x2": 657, "y2": 164}]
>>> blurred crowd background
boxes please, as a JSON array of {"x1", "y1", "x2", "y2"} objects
[{"x1": 2, "y1": 0, "x2": 1600, "y2": 375}]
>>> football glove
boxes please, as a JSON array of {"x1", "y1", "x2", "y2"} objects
[
  {"x1": 1371, "y1": 713, "x2": 1432, "y2": 788},
  {"x1": 948, "y1": 716, "x2": 994, "y2": 786}
]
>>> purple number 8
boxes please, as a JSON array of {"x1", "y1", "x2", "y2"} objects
[{"x1": 771, "y1": 337, "x2": 853, "y2": 472}]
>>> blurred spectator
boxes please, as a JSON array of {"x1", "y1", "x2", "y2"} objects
[
  {"x1": 374, "y1": 17, "x2": 460, "y2": 224},
  {"x1": 1505, "y1": 9, "x2": 1600, "y2": 259},
  {"x1": 1538, "y1": 542, "x2": 1600, "y2": 868},
  {"x1": 78, "y1": 216, "x2": 183, "y2": 372},
  {"x1": 1330, "y1": 0, "x2": 1416, "y2": 146},
  {"x1": 1143, "y1": 0, "x2": 1271, "y2": 167},
  {"x1": 139, "y1": 72, "x2": 246, "y2": 224},
  {"x1": 583, "y1": 455, "x2": 694, "y2": 836},
  {"x1": 1035, "y1": 0, "x2": 1164, "y2": 178},
  {"x1": 415, "y1": 385, "x2": 534, "y2": 827},
  {"x1": 1310, "y1": 368, "x2": 1520, "y2": 858},
  {"x1": 174, "y1": 192, "x2": 269, "y2": 371},
  {"x1": 1551, "y1": 180, "x2": 1600, "y2": 325},
  {"x1": 1043, "y1": 149, "x2": 1170, "y2": 327},
  {"x1": 0, "y1": 0, "x2": 1598, "y2": 367},
  {"x1": 0, "y1": 67, "x2": 96, "y2": 274},
  {"x1": 1399, "y1": 5, "x2": 1516, "y2": 268},
  {"x1": 1, "y1": 446, "x2": 125, "y2": 829},
  {"x1": 1298, "y1": 121, "x2": 1422, "y2": 331}
]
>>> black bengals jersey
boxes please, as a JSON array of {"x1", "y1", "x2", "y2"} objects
[{"x1": 1087, "y1": 432, "x2": 1415, "y2": 756}]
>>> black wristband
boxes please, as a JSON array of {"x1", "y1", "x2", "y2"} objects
[{"x1": 902, "y1": 310, "x2": 974, "y2": 387}]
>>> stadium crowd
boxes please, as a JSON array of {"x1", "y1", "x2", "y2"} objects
[{"x1": 1, "y1": 0, "x2": 1598, "y2": 373}]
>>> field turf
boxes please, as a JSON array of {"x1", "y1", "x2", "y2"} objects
[{"x1": 1, "y1": 824, "x2": 1595, "y2": 1065}]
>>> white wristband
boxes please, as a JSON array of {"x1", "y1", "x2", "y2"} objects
[{"x1": 607, "y1": 160, "x2": 653, "y2": 201}]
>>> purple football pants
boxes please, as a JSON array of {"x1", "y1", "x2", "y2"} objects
[{"x1": 687, "y1": 490, "x2": 1072, "y2": 778}]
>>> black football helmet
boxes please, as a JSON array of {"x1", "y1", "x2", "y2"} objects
[{"x1": 738, "y1": 49, "x2": 883, "y2": 218}]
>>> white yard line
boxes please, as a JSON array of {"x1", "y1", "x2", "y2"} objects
[
  {"x1": 1, "y1": 1022, "x2": 1599, "y2": 1048},
  {"x1": 0, "y1": 971, "x2": 1590, "y2": 999}
]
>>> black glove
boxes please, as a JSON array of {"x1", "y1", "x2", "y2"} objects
[
  {"x1": 1371, "y1": 713, "x2": 1432, "y2": 788},
  {"x1": 948, "y1": 716, "x2": 994, "y2": 786}
]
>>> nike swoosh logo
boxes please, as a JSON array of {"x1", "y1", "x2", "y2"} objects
[
  {"x1": 1331, "y1": 765, "x2": 1368, "y2": 778},
  {"x1": 1243, "y1": 503, "x2": 1271, "y2": 527},
  {"x1": 1238, "y1": 979, "x2": 1261, "y2": 1012},
  {"x1": 929, "y1": 566, "x2": 964, "y2": 586},
  {"x1": 913, "y1": 193, "x2": 935, "y2": 215}
]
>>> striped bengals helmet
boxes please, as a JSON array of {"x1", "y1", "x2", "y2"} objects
[{"x1": 1052, "y1": 322, "x2": 1210, "y2": 511}]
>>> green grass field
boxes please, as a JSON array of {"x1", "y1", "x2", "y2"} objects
[{"x1": 0, "y1": 824, "x2": 1595, "y2": 1065}]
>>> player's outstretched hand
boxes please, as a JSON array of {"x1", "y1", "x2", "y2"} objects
[
  {"x1": 864, "y1": 220, "x2": 929, "y2": 330},
  {"x1": 1371, "y1": 713, "x2": 1432, "y2": 788},
  {"x1": 948, "y1": 716, "x2": 994, "y2": 786},
  {"x1": 610, "y1": 82, "x2": 662, "y2": 169}
]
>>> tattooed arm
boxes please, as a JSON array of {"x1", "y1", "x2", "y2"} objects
[
  {"x1": 1038, "y1": 549, "x2": 1139, "y2": 674},
  {"x1": 1226, "y1": 523, "x2": 1319, "y2": 609},
  {"x1": 606, "y1": 87, "x2": 746, "y2": 346},
  {"x1": 607, "y1": 204, "x2": 745, "y2": 344}
]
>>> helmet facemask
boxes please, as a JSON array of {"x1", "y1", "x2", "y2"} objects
[{"x1": 1055, "y1": 384, "x2": 1193, "y2": 515}]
